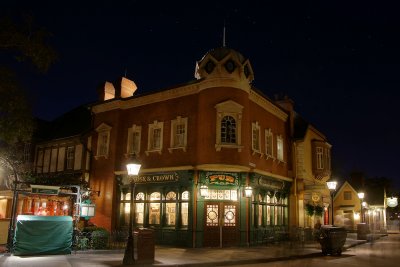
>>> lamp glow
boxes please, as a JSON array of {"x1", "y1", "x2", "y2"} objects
[
  {"x1": 200, "y1": 185, "x2": 209, "y2": 198},
  {"x1": 244, "y1": 186, "x2": 253, "y2": 198}
]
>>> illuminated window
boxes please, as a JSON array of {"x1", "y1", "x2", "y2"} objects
[
  {"x1": 277, "y1": 135, "x2": 284, "y2": 162},
  {"x1": 165, "y1": 191, "x2": 176, "y2": 226},
  {"x1": 252, "y1": 122, "x2": 261, "y2": 154},
  {"x1": 258, "y1": 194, "x2": 263, "y2": 226},
  {"x1": 95, "y1": 123, "x2": 112, "y2": 158},
  {"x1": 149, "y1": 192, "x2": 161, "y2": 225},
  {"x1": 135, "y1": 192, "x2": 144, "y2": 224},
  {"x1": 215, "y1": 100, "x2": 243, "y2": 152},
  {"x1": 181, "y1": 191, "x2": 189, "y2": 226},
  {"x1": 169, "y1": 116, "x2": 188, "y2": 152},
  {"x1": 127, "y1": 125, "x2": 141, "y2": 155},
  {"x1": 146, "y1": 121, "x2": 164, "y2": 155},
  {"x1": 265, "y1": 129, "x2": 273, "y2": 158}
]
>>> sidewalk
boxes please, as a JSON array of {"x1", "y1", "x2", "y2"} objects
[{"x1": 0, "y1": 233, "x2": 373, "y2": 267}]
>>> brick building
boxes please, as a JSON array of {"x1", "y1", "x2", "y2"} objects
[{"x1": 89, "y1": 46, "x2": 293, "y2": 247}]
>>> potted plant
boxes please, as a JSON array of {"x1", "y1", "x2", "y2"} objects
[{"x1": 305, "y1": 203, "x2": 315, "y2": 217}]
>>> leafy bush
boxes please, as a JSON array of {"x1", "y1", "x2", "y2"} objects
[{"x1": 91, "y1": 228, "x2": 110, "y2": 249}]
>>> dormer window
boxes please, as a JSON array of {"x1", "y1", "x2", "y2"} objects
[
  {"x1": 224, "y1": 59, "x2": 236, "y2": 73},
  {"x1": 204, "y1": 60, "x2": 216, "y2": 74}
]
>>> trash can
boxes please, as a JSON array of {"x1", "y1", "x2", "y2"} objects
[
  {"x1": 318, "y1": 226, "x2": 347, "y2": 256},
  {"x1": 134, "y1": 228, "x2": 155, "y2": 264},
  {"x1": 357, "y1": 223, "x2": 369, "y2": 240}
]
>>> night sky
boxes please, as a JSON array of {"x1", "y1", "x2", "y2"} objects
[{"x1": 2, "y1": 1, "x2": 400, "y2": 188}]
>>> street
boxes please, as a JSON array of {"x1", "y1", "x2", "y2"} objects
[{"x1": 224, "y1": 234, "x2": 400, "y2": 267}]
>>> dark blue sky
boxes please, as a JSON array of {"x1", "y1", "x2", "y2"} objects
[{"x1": 2, "y1": 1, "x2": 400, "y2": 189}]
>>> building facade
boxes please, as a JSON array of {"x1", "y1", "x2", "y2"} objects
[{"x1": 89, "y1": 47, "x2": 293, "y2": 247}]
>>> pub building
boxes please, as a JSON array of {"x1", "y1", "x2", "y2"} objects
[{"x1": 89, "y1": 46, "x2": 293, "y2": 247}]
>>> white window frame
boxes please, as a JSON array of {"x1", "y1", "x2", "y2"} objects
[
  {"x1": 251, "y1": 121, "x2": 262, "y2": 156},
  {"x1": 265, "y1": 128, "x2": 274, "y2": 159},
  {"x1": 215, "y1": 100, "x2": 243, "y2": 152},
  {"x1": 95, "y1": 123, "x2": 112, "y2": 159},
  {"x1": 276, "y1": 135, "x2": 284, "y2": 162},
  {"x1": 316, "y1": 147, "x2": 324, "y2": 169},
  {"x1": 169, "y1": 116, "x2": 188, "y2": 153},
  {"x1": 146, "y1": 120, "x2": 164, "y2": 155},
  {"x1": 127, "y1": 124, "x2": 141, "y2": 155}
]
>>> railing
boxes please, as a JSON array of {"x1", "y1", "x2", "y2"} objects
[{"x1": 72, "y1": 229, "x2": 129, "y2": 251}]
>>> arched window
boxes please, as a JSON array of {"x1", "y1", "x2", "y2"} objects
[
  {"x1": 165, "y1": 191, "x2": 177, "y2": 226},
  {"x1": 135, "y1": 192, "x2": 145, "y2": 224},
  {"x1": 149, "y1": 192, "x2": 161, "y2": 225},
  {"x1": 181, "y1": 191, "x2": 189, "y2": 226},
  {"x1": 221, "y1": 116, "x2": 236, "y2": 143}
]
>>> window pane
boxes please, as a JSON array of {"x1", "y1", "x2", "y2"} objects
[
  {"x1": 181, "y1": 203, "x2": 188, "y2": 226},
  {"x1": 221, "y1": 116, "x2": 236, "y2": 143},
  {"x1": 175, "y1": 124, "x2": 185, "y2": 147},
  {"x1": 166, "y1": 203, "x2": 176, "y2": 225},
  {"x1": 258, "y1": 204, "x2": 262, "y2": 226},
  {"x1": 149, "y1": 203, "x2": 160, "y2": 224},
  {"x1": 135, "y1": 203, "x2": 144, "y2": 224},
  {"x1": 152, "y1": 128, "x2": 161, "y2": 149},
  {"x1": 182, "y1": 191, "x2": 189, "y2": 200}
]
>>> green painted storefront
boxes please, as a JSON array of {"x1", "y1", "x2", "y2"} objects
[{"x1": 117, "y1": 170, "x2": 291, "y2": 248}]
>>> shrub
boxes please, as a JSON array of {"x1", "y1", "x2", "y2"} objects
[{"x1": 91, "y1": 228, "x2": 110, "y2": 249}]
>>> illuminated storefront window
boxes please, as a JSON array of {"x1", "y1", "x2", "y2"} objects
[
  {"x1": 149, "y1": 192, "x2": 161, "y2": 225},
  {"x1": 165, "y1": 191, "x2": 176, "y2": 226}
]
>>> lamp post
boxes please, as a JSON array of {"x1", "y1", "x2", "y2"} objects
[
  {"x1": 123, "y1": 154, "x2": 141, "y2": 265},
  {"x1": 326, "y1": 180, "x2": 337, "y2": 225},
  {"x1": 357, "y1": 192, "x2": 365, "y2": 223}
]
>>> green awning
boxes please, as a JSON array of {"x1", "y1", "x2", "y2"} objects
[{"x1": 13, "y1": 215, "x2": 72, "y2": 256}]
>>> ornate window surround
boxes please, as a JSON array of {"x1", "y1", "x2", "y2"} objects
[
  {"x1": 126, "y1": 124, "x2": 142, "y2": 155},
  {"x1": 95, "y1": 123, "x2": 112, "y2": 159},
  {"x1": 146, "y1": 120, "x2": 164, "y2": 155},
  {"x1": 169, "y1": 116, "x2": 188, "y2": 153},
  {"x1": 215, "y1": 100, "x2": 244, "y2": 152}
]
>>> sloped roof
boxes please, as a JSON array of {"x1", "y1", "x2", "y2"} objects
[{"x1": 34, "y1": 105, "x2": 92, "y2": 141}]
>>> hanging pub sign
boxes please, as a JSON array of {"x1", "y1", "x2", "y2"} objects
[
  {"x1": 31, "y1": 185, "x2": 60, "y2": 195},
  {"x1": 387, "y1": 197, "x2": 398, "y2": 208},
  {"x1": 206, "y1": 172, "x2": 238, "y2": 185}
]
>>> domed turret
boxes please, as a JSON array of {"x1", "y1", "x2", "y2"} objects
[{"x1": 194, "y1": 47, "x2": 254, "y2": 84}]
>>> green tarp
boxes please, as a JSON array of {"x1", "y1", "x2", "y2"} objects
[{"x1": 13, "y1": 215, "x2": 72, "y2": 256}]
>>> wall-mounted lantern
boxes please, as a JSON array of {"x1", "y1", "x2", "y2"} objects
[
  {"x1": 244, "y1": 186, "x2": 253, "y2": 198},
  {"x1": 200, "y1": 185, "x2": 209, "y2": 198}
]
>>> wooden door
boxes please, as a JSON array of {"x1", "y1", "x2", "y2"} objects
[{"x1": 203, "y1": 202, "x2": 239, "y2": 247}]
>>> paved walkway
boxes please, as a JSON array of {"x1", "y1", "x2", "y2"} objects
[{"x1": 0, "y1": 233, "x2": 379, "y2": 267}]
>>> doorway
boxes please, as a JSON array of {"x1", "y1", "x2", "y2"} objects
[{"x1": 203, "y1": 202, "x2": 239, "y2": 247}]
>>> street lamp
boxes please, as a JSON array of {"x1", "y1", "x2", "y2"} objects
[
  {"x1": 357, "y1": 192, "x2": 365, "y2": 223},
  {"x1": 326, "y1": 180, "x2": 337, "y2": 225},
  {"x1": 123, "y1": 154, "x2": 141, "y2": 265}
]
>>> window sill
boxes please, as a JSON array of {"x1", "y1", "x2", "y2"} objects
[
  {"x1": 94, "y1": 155, "x2": 108, "y2": 160},
  {"x1": 145, "y1": 149, "x2": 162, "y2": 156},
  {"x1": 168, "y1": 146, "x2": 187, "y2": 153},
  {"x1": 265, "y1": 154, "x2": 274, "y2": 161},
  {"x1": 252, "y1": 150, "x2": 264, "y2": 158},
  {"x1": 215, "y1": 144, "x2": 243, "y2": 152}
]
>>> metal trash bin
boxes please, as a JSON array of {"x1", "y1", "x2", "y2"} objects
[
  {"x1": 318, "y1": 226, "x2": 347, "y2": 256},
  {"x1": 134, "y1": 228, "x2": 155, "y2": 264}
]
